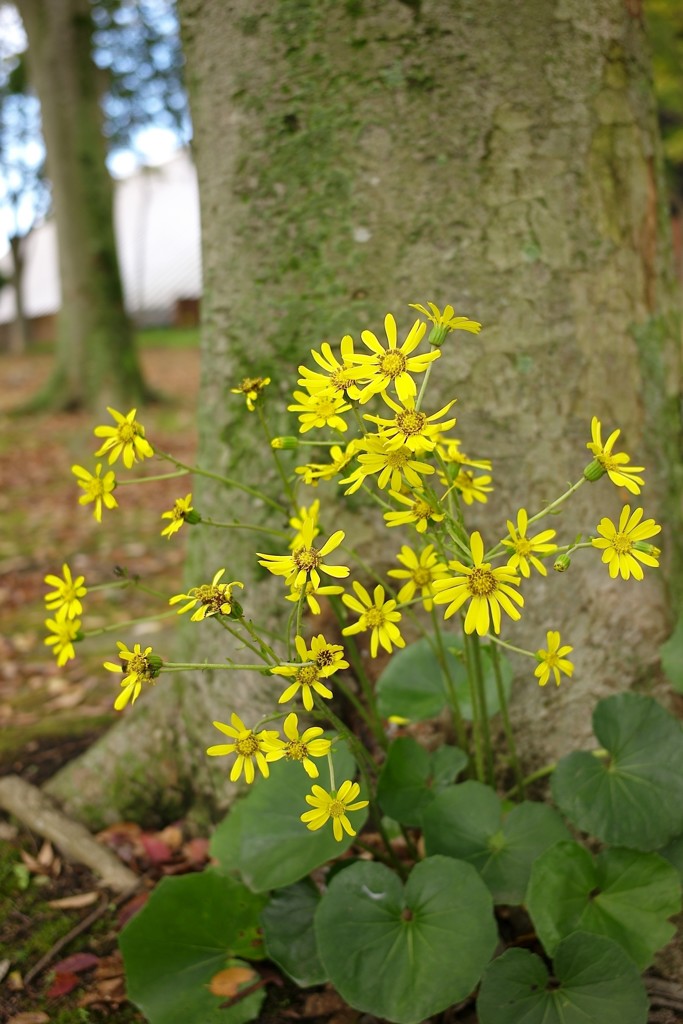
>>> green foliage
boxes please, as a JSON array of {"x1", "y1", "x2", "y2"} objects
[
  {"x1": 119, "y1": 871, "x2": 266, "y2": 1024},
  {"x1": 261, "y1": 879, "x2": 327, "y2": 987},
  {"x1": 527, "y1": 841, "x2": 681, "y2": 968},
  {"x1": 477, "y1": 933, "x2": 649, "y2": 1024},
  {"x1": 422, "y1": 780, "x2": 570, "y2": 904},
  {"x1": 660, "y1": 611, "x2": 683, "y2": 692},
  {"x1": 314, "y1": 856, "x2": 498, "y2": 1024},
  {"x1": 551, "y1": 693, "x2": 683, "y2": 849},
  {"x1": 376, "y1": 737, "x2": 467, "y2": 826}
]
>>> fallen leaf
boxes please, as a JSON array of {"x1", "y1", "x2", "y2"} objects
[
  {"x1": 46, "y1": 970, "x2": 81, "y2": 998},
  {"x1": 117, "y1": 890, "x2": 148, "y2": 928},
  {"x1": 182, "y1": 836, "x2": 210, "y2": 866},
  {"x1": 52, "y1": 952, "x2": 100, "y2": 974},
  {"x1": 208, "y1": 965, "x2": 256, "y2": 997},
  {"x1": 37, "y1": 841, "x2": 54, "y2": 869},
  {"x1": 158, "y1": 824, "x2": 183, "y2": 849},
  {"x1": 47, "y1": 891, "x2": 100, "y2": 910},
  {"x1": 7, "y1": 969, "x2": 24, "y2": 990},
  {"x1": 6, "y1": 1013, "x2": 50, "y2": 1024},
  {"x1": 139, "y1": 833, "x2": 174, "y2": 865},
  {"x1": 19, "y1": 850, "x2": 44, "y2": 874}
]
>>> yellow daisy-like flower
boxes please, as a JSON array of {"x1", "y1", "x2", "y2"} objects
[
  {"x1": 592, "y1": 505, "x2": 661, "y2": 580},
  {"x1": 289, "y1": 499, "x2": 320, "y2": 551},
  {"x1": 450, "y1": 470, "x2": 494, "y2": 506},
  {"x1": 341, "y1": 435, "x2": 435, "y2": 495},
  {"x1": 295, "y1": 442, "x2": 358, "y2": 486},
  {"x1": 354, "y1": 313, "x2": 439, "y2": 405},
  {"x1": 433, "y1": 531, "x2": 524, "y2": 635},
  {"x1": 342, "y1": 582, "x2": 405, "y2": 657},
  {"x1": 387, "y1": 544, "x2": 449, "y2": 611},
  {"x1": 535, "y1": 631, "x2": 574, "y2": 687},
  {"x1": 103, "y1": 641, "x2": 162, "y2": 711},
  {"x1": 263, "y1": 712, "x2": 332, "y2": 778},
  {"x1": 308, "y1": 633, "x2": 349, "y2": 677},
  {"x1": 44, "y1": 611, "x2": 81, "y2": 667},
  {"x1": 44, "y1": 563, "x2": 87, "y2": 620},
  {"x1": 436, "y1": 436, "x2": 492, "y2": 471},
  {"x1": 364, "y1": 394, "x2": 456, "y2": 454},
  {"x1": 160, "y1": 493, "x2": 195, "y2": 539},
  {"x1": 383, "y1": 489, "x2": 445, "y2": 533},
  {"x1": 205, "y1": 713, "x2": 277, "y2": 784},
  {"x1": 286, "y1": 579, "x2": 345, "y2": 616},
  {"x1": 301, "y1": 780, "x2": 368, "y2": 841},
  {"x1": 288, "y1": 389, "x2": 351, "y2": 433},
  {"x1": 585, "y1": 416, "x2": 645, "y2": 495},
  {"x1": 408, "y1": 301, "x2": 482, "y2": 335},
  {"x1": 72, "y1": 463, "x2": 118, "y2": 522},
  {"x1": 169, "y1": 569, "x2": 244, "y2": 620},
  {"x1": 230, "y1": 376, "x2": 271, "y2": 412},
  {"x1": 502, "y1": 509, "x2": 557, "y2": 577},
  {"x1": 93, "y1": 407, "x2": 154, "y2": 469},
  {"x1": 271, "y1": 635, "x2": 336, "y2": 710},
  {"x1": 257, "y1": 519, "x2": 348, "y2": 590},
  {"x1": 298, "y1": 335, "x2": 365, "y2": 400}
]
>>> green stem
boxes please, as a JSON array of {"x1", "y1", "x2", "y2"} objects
[
  {"x1": 257, "y1": 405, "x2": 297, "y2": 509},
  {"x1": 161, "y1": 662, "x2": 268, "y2": 672},
  {"x1": 430, "y1": 607, "x2": 469, "y2": 753},
  {"x1": 117, "y1": 469, "x2": 189, "y2": 484},
  {"x1": 470, "y1": 633, "x2": 494, "y2": 785},
  {"x1": 462, "y1": 629, "x2": 485, "y2": 783},
  {"x1": 84, "y1": 610, "x2": 176, "y2": 638},
  {"x1": 503, "y1": 761, "x2": 556, "y2": 800},
  {"x1": 200, "y1": 517, "x2": 288, "y2": 538},
  {"x1": 490, "y1": 642, "x2": 525, "y2": 799},
  {"x1": 415, "y1": 361, "x2": 434, "y2": 411},
  {"x1": 486, "y1": 634, "x2": 535, "y2": 659},
  {"x1": 153, "y1": 447, "x2": 287, "y2": 515}
]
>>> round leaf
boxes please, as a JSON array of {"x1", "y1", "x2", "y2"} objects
[
  {"x1": 422, "y1": 780, "x2": 570, "y2": 904},
  {"x1": 261, "y1": 880, "x2": 327, "y2": 988},
  {"x1": 119, "y1": 871, "x2": 266, "y2": 1024},
  {"x1": 527, "y1": 841, "x2": 681, "y2": 968},
  {"x1": 551, "y1": 693, "x2": 683, "y2": 850},
  {"x1": 315, "y1": 855, "x2": 497, "y2": 1024},
  {"x1": 477, "y1": 932, "x2": 648, "y2": 1024},
  {"x1": 377, "y1": 737, "x2": 467, "y2": 826},
  {"x1": 211, "y1": 744, "x2": 363, "y2": 892}
]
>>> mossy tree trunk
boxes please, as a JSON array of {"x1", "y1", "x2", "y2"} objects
[
  {"x1": 48, "y1": 0, "x2": 682, "y2": 827},
  {"x1": 15, "y1": 0, "x2": 150, "y2": 410}
]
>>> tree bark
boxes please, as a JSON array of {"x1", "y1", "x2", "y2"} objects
[
  {"x1": 15, "y1": 0, "x2": 151, "y2": 410},
  {"x1": 8, "y1": 232, "x2": 29, "y2": 354},
  {"x1": 48, "y1": 0, "x2": 682, "y2": 830}
]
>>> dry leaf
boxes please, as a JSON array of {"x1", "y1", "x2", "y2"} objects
[
  {"x1": 46, "y1": 970, "x2": 81, "y2": 998},
  {"x1": 208, "y1": 965, "x2": 256, "y2": 997},
  {"x1": 6, "y1": 1013, "x2": 50, "y2": 1024},
  {"x1": 52, "y1": 953, "x2": 99, "y2": 975},
  {"x1": 47, "y1": 891, "x2": 100, "y2": 910},
  {"x1": 37, "y1": 840, "x2": 54, "y2": 868},
  {"x1": 158, "y1": 824, "x2": 183, "y2": 849},
  {"x1": 7, "y1": 969, "x2": 24, "y2": 990},
  {"x1": 19, "y1": 849, "x2": 43, "y2": 874}
]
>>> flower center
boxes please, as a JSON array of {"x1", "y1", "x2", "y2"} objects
[
  {"x1": 61, "y1": 582, "x2": 78, "y2": 601},
  {"x1": 331, "y1": 367, "x2": 360, "y2": 391},
  {"x1": 297, "y1": 665, "x2": 319, "y2": 686},
  {"x1": 329, "y1": 799, "x2": 345, "y2": 819},
  {"x1": 241, "y1": 377, "x2": 264, "y2": 393},
  {"x1": 611, "y1": 532, "x2": 633, "y2": 555},
  {"x1": 379, "y1": 351, "x2": 407, "y2": 378},
  {"x1": 195, "y1": 583, "x2": 230, "y2": 613},
  {"x1": 412, "y1": 567, "x2": 432, "y2": 587},
  {"x1": 315, "y1": 398, "x2": 338, "y2": 419},
  {"x1": 515, "y1": 538, "x2": 532, "y2": 557},
  {"x1": 293, "y1": 546, "x2": 322, "y2": 572},
  {"x1": 396, "y1": 410, "x2": 427, "y2": 436},
  {"x1": 316, "y1": 649, "x2": 335, "y2": 667},
  {"x1": 129, "y1": 653, "x2": 152, "y2": 678},
  {"x1": 365, "y1": 607, "x2": 385, "y2": 628},
  {"x1": 544, "y1": 653, "x2": 559, "y2": 669},
  {"x1": 286, "y1": 740, "x2": 308, "y2": 762},
  {"x1": 467, "y1": 567, "x2": 498, "y2": 597},
  {"x1": 118, "y1": 422, "x2": 138, "y2": 443},
  {"x1": 412, "y1": 499, "x2": 432, "y2": 520},
  {"x1": 236, "y1": 733, "x2": 259, "y2": 756},
  {"x1": 86, "y1": 478, "x2": 105, "y2": 499},
  {"x1": 386, "y1": 448, "x2": 410, "y2": 468}
]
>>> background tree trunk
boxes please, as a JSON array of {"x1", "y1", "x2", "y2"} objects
[
  {"x1": 8, "y1": 232, "x2": 29, "y2": 354},
  {"x1": 48, "y1": 0, "x2": 682, "y2": 829},
  {"x1": 16, "y1": 0, "x2": 150, "y2": 410}
]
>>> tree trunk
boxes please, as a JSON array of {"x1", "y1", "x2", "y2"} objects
[
  {"x1": 15, "y1": 0, "x2": 151, "y2": 410},
  {"x1": 8, "y1": 232, "x2": 29, "y2": 355},
  {"x1": 48, "y1": 0, "x2": 682, "y2": 830}
]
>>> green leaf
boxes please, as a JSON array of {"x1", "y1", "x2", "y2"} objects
[
  {"x1": 210, "y1": 744, "x2": 364, "y2": 892},
  {"x1": 315, "y1": 855, "x2": 497, "y2": 1024},
  {"x1": 422, "y1": 780, "x2": 570, "y2": 904},
  {"x1": 660, "y1": 831, "x2": 683, "y2": 882},
  {"x1": 119, "y1": 871, "x2": 266, "y2": 1024},
  {"x1": 551, "y1": 692, "x2": 683, "y2": 850},
  {"x1": 261, "y1": 879, "x2": 327, "y2": 988},
  {"x1": 477, "y1": 932, "x2": 648, "y2": 1024},
  {"x1": 526, "y1": 841, "x2": 681, "y2": 968},
  {"x1": 377, "y1": 737, "x2": 467, "y2": 826},
  {"x1": 661, "y1": 612, "x2": 683, "y2": 692},
  {"x1": 376, "y1": 635, "x2": 511, "y2": 722}
]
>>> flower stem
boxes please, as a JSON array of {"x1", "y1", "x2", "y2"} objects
[
  {"x1": 84, "y1": 610, "x2": 176, "y2": 638},
  {"x1": 430, "y1": 607, "x2": 468, "y2": 754},
  {"x1": 490, "y1": 641, "x2": 525, "y2": 799},
  {"x1": 257, "y1": 405, "x2": 297, "y2": 509},
  {"x1": 161, "y1": 662, "x2": 268, "y2": 672},
  {"x1": 469, "y1": 633, "x2": 494, "y2": 785},
  {"x1": 117, "y1": 469, "x2": 189, "y2": 484},
  {"x1": 153, "y1": 448, "x2": 287, "y2": 515},
  {"x1": 462, "y1": 628, "x2": 485, "y2": 783},
  {"x1": 200, "y1": 517, "x2": 288, "y2": 538}
]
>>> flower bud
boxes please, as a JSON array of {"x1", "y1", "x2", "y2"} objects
[
  {"x1": 428, "y1": 325, "x2": 449, "y2": 347},
  {"x1": 554, "y1": 554, "x2": 571, "y2": 572},
  {"x1": 272, "y1": 436, "x2": 299, "y2": 450},
  {"x1": 147, "y1": 654, "x2": 164, "y2": 676},
  {"x1": 583, "y1": 459, "x2": 606, "y2": 483},
  {"x1": 184, "y1": 509, "x2": 202, "y2": 525},
  {"x1": 633, "y1": 541, "x2": 661, "y2": 557}
]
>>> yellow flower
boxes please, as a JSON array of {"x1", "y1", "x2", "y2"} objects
[
  {"x1": 535, "y1": 631, "x2": 574, "y2": 687},
  {"x1": 301, "y1": 780, "x2": 368, "y2": 841},
  {"x1": 258, "y1": 519, "x2": 349, "y2": 590},
  {"x1": 433, "y1": 531, "x2": 524, "y2": 635},
  {"x1": 502, "y1": 509, "x2": 557, "y2": 577},
  {"x1": 289, "y1": 499, "x2": 320, "y2": 551},
  {"x1": 592, "y1": 505, "x2": 661, "y2": 580},
  {"x1": 263, "y1": 712, "x2": 332, "y2": 778},
  {"x1": 450, "y1": 470, "x2": 493, "y2": 506},
  {"x1": 205, "y1": 713, "x2": 277, "y2": 784},
  {"x1": 387, "y1": 544, "x2": 449, "y2": 611},
  {"x1": 341, "y1": 435, "x2": 435, "y2": 495},
  {"x1": 436, "y1": 436, "x2": 492, "y2": 471},
  {"x1": 271, "y1": 635, "x2": 335, "y2": 711},
  {"x1": 169, "y1": 569, "x2": 244, "y2": 620},
  {"x1": 408, "y1": 301, "x2": 482, "y2": 335},
  {"x1": 230, "y1": 376, "x2": 271, "y2": 411},
  {"x1": 297, "y1": 336, "x2": 365, "y2": 400},
  {"x1": 364, "y1": 393, "x2": 456, "y2": 454},
  {"x1": 354, "y1": 313, "x2": 439, "y2": 405},
  {"x1": 295, "y1": 442, "x2": 358, "y2": 486},
  {"x1": 44, "y1": 563, "x2": 87, "y2": 620},
  {"x1": 104, "y1": 641, "x2": 162, "y2": 711},
  {"x1": 342, "y1": 582, "x2": 405, "y2": 657},
  {"x1": 93, "y1": 407, "x2": 154, "y2": 468},
  {"x1": 308, "y1": 633, "x2": 349, "y2": 677},
  {"x1": 383, "y1": 489, "x2": 445, "y2": 533},
  {"x1": 286, "y1": 579, "x2": 345, "y2": 616},
  {"x1": 160, "y1": 493, "x2": 195, "y2": 539},
  {"x1": 44, "y1": 611, "x2": 81, "y2": 667},
  {"x1": 72, "y1": 463, "x2": 118, "y2": 522},
  {"x1": 288, "y1": 389, "x2": 350, "y2": 433},
  {"x1": 585, "y1": 417, "x2": 645, "y2": 495}
]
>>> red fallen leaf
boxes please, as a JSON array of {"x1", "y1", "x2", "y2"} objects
[
  {"x1": 117, "y1": 889, "x2": 149, "y2": 928},
  {"x1": 46, "y1": 970, "x2": 81, "y2": 998},
  {"x1": 52, "y1": 952, "x2": 100, "y2": 975},
  {"x1": 182, "y1": 836, "x2": 210, "y2": 866},
  {"x1": 139, "y1": 833, "x2": 175, "y2": 865}
]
